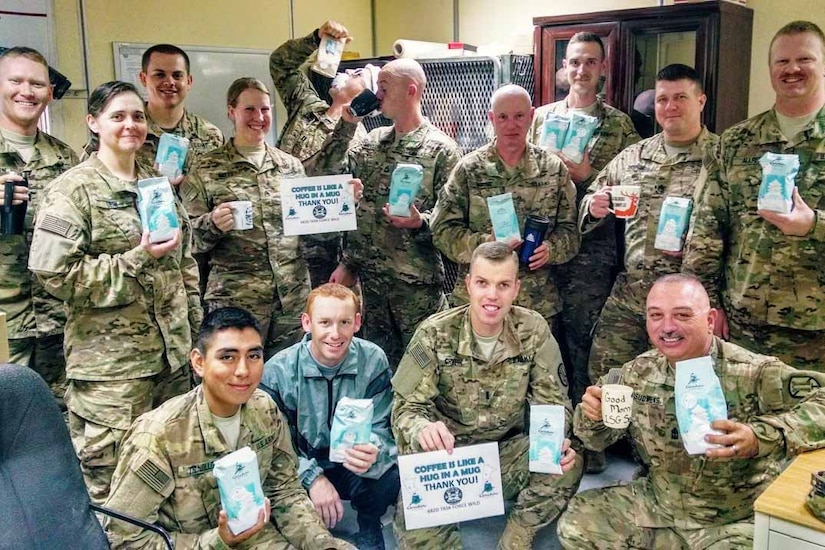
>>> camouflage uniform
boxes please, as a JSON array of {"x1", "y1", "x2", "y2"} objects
[
  {"x1": 0, "y1": 130, "x2": 77, "y2": 406},
  {"x1": 28, "y1": 154, "x2": 202, "y2": 504},
  {"x1": 181, "y1": 140, "x2": 310, "y2": 360},
  {"x1": 308, "y1": 121, "x2": 462, "y2": 368},
  {"x1": 430, "y1": 139, "x2": 580, "y2": 322},
  {"x1": 582, "y1": 128, "x2": 719, "y2": 382},
  {"x1": 684, "y1": 107, "x2": 825, "y2": 371},
  {"x1": 270, "y1": 31, "x2": 368, "y2": 287},
  {"x1": 391, "y1": 305, "x2": 583, "y2": 548},
  {"x1": 558, "y1": 337, "x2": 825, "y2": 549},
  {"x1": 104, "y1": 386, "x2": 353, "y2": 549},
  {"x1": 528, "y1": 99, "x2": 640, "y2": 403}
]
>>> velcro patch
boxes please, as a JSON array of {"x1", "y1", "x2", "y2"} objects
[
  {"x1": 39, "y1": 213, "x2": 73, "y2": 238},
  {"x1": 409, "y1": 341, "x2": 433, "y2": 369},
  {"x1": 135, "y1": 457, "x2": 173, "y2": 494}
]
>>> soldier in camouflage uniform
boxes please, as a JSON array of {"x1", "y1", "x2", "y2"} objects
[
  {"x1": 28, "y1": 81, "x2": 202, "y2": 505},
  {"x1": 582, "y1": 64, "x2": 718, "y2": 384},
  {"x1": 182, "y1": 78, "x2": 310, "y2": 360},
  {"x1": 0, "y1": 47, "x2": 77, "y2": 407},
  {"x1": 105, "y1": 307, "x2": 353, "y2": 549},
  {"x1": 391, "y1": 242, "x2": 583, "y2": 550},
  {"x1": 558, "y1": 274, "x2": 825, "y2": 549},
  {"x1": 306, "y1": 58, "x2": 461, "y2": 369},
  {"x1": 270, "y1": 20, "x2": 369, "y2": 287},
  {"x1": 527, "y1": 33, "x2": 640, "y2": 406},
  {"x1": 431, "y1": 84, "x2": 579, "y2": 329},
  {"x1": 684, "y1": 21, "x2": 825, "y2": 371}
]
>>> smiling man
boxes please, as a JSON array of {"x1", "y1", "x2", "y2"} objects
[
  {"x1": 391, "y1": 242, "x2": 582, "y2": 549},
  {"x1": 104, "y1": 307, "x2": 353, "y2": 549},
  {"x1": 431, "y1": 84, "x2": 579, "y2": 335},
  {"x1": 580, "y1": 64, "x2": 718, "y2": 388},
  {"x1": 260, "y1": 283, "x2": 399, "y2": 550},
  {"x1": 684, "y1": 20, "x2": 825, "y2": 372},
  {"x1": 0, "y1": 47, "x2": 77, "y2": 408},
  {"x1": 558, "y1": 273, "x2": 825, "y2": 549}
]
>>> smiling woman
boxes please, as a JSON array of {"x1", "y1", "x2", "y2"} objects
[
  {"x1": 181, "y1": 77, "x2": 311, "y2": 361},
  {"x1": 28, "y1": 80, "x2": 203, "y2": 506}
]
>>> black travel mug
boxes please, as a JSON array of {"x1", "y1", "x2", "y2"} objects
[
  {"x1": 1, "y1": 177, "x2": 27, "y2": 236},
  {"x1": 519, "y1": 215, "x2": 550, "y2": 265},
  {"x1": 348, "y1": 89, "x2": 381, "y2": 117}
]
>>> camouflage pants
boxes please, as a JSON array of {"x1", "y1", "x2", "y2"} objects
[
  {"x1": 587, "y1": 290, "x2": 650, "y2": 383},
  {"x1": 301, "y1": 233, "x2": 340, "y2": 288},
  {"x1": 554, "y1": 260, "x2": 615, "y2": 405},
  {"x1": 557, "y1": 482, "x2": 752, "y2": 549},
  {"x1": 361, "y1": 278, "x2": 447, "y2": 370},
  {"x1": 726, "y1": 306, "x2": 825, "y2": 372},
  {"x1": 393, "y1": 434, "x2": 583, "y2": 549},
  {"x1": 9, "y1": 333, "x2": 67, "y2": 410},
  {"x1": 67, "y1": 365, "x2": 191, "y2": 505}
]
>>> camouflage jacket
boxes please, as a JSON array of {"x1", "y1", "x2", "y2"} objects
[
  {"x1": 269, "y1": 31, "x2": 367, "y2": 166},
  {"x1": 181, "y1": 140, "x2": 310, "y2": 325},
  {"x1": 307, "y1": 121, "x2": 462, "y2": 285},
  {"x1": 580, "y1": 128, "x2": 719, "y2": 313},
  {"x1": 0, "y1": 130, "x2": 77, "y2": 339},
  {"x1": 430, "y1": 140, "x2": 579, "y2": 318},
  {"x1": 684, "y1": 107, "x2": 825, "y2": 330},
  {"x1": 80, "y1": 108, "x2": 224, "y2": 175},
  {"x1": 575, "y1": 337, "x2": 825, "y2": 529},
  {"x1": 529, "y1": 98, "x2": 640, "y2": 269},
  {"x1": 260, "y1": 335, "x2": 397, "y2": 488},
  {"x1": 391, "y1": 304, "x2": 571, "y2": 455},
  {"x1": 28, "y1": 155, "x2": 201, "y2": 381},
  {"x1": 104, "y1": 386, "x2": 344, "y2": 550}
]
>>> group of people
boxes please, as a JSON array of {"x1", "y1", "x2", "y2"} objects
[{"x1": 1, "y1": 13, "x2": 824, "y2": 550}]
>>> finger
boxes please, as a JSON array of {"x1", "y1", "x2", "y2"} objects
[
  {"x1": 334, "y1": 498, "x2": 344, "y2": 526},
  {"x1": 320, "y1": 503, "x2": 333, "y2": 529}
]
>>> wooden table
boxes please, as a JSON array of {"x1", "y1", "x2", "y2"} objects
[{"x1": 754, "y1": 448, "x2": 825, "y2": 549}]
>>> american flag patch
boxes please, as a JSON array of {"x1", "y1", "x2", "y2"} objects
[
  {"x1": 135, "y1": 458, "x2": 172, "y2": 493},
  {"x1": 39, "y1": 214, "x2": 73, "y2": 238},
  {"x1": 409, "y1": 342, "x2": 432, "y2": 369}
]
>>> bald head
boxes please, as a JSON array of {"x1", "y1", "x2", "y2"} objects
[
  {"x1": 490, "y1": 84, "x2": 531, "y2": 111},
  {"x1": 380, "y1": 59, "x2": 426, "y2": 91}
]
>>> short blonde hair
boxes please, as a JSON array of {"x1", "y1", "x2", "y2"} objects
[{"x1": 305, "y1": 283, "x2": 360, "y2": 316}]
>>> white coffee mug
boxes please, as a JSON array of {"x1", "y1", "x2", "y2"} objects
[
  {"x1": 608, "y1": 185, "x2": 641, "y2": 219},
  {"x1": 226, "y1": 200, "x2": 253, "y2": 230},
  {"x1": 601, "y1": 384, "x2": 634, "y2": 429}
]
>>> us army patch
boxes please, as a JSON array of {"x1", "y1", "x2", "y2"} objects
[
  {"x1": 409, "y1": 341, "x2": 433, "y2": 369},
  {"x1": 39, "y1": 213, "x2": 73, "y2": 238},
  {"x1": 135, "y1": 457, "x2": 172, "y2": 494},
  {"x1": 788, "y1": 376, "x2": 822, "y2": 398}
]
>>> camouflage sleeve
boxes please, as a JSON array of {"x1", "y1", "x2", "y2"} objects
[
  {"x1": 105, "y1": 423, "x2": 229, "y2": 550},
  {"x1": 177, "y1": 200, "x2": 203, "y2": 343},
  {"x1": 28, "y1": 187, "x2": 155, "y2": 307},
  {"x1": 390, "y1": 324, "x2": 441, "y2": 454},
  {"x1": 419, "y1": 141, "x2": 462, "y2": 228},
  {"x1": 682, "y1": 155, "x2": 728, "y2": 308},
  {"x1": 263, "y1": 405, "x2": 339, "y2": 549},
  {"x1": 529, "y1": 316, "x2": 573, "y2": 433},
  {"x1": 527, "y1": 110, "x2": 543, "y2": 146},
  {"x1": 269, "y1": 31, "x2": 320, "y2": 114},
  {"x1": 545, "y1": 167, "x2": 580, "y2": 265},
  {"x1": 302, "y1": 120, "x2": 358, "y2": 177},
  {"x1": 430, "y1": 160, "x2": 489, "y2": 264},
  {"x1": 750, "y1": 361, "x2": 825, "y2": 457},
  {"x1": 180, "y1": 164, "x2": 223, "y2": 254},
  {"x1": 572, "y1": 370, "x2": 627, "y2": 451}
]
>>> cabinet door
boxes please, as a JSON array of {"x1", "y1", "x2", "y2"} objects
[
  {"x1": 621, "y1": 17, "x2": 711, "y2": 136},
  {"x1": 536, "y1": 23, "x2": 619, "y2": 106}
]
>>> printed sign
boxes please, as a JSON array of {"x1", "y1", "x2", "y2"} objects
[
  {"x1": 281, "y1": 174, "x2": 357, "y2": 236},
  {"x1": 398, "y1": 442, "x2": 504, "y2": 530}
]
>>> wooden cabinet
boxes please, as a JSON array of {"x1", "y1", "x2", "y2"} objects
[{"x1": 533, "y1": 0, "x2": 753, "y2": 135}]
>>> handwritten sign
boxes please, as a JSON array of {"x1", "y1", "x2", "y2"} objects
[
  {"x1": 398, "y1": 442, "x2": 504, "y2": 530},
  {"x1": 281, "y1": 174, "x2": 357, "y2": 236}
]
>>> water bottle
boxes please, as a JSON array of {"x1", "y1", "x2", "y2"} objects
[{"x1": 1, "y1": 177, "x2": 27, "y2": 235}]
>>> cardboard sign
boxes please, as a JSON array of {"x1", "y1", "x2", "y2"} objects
[
  {"x1": 398, "y1": 442, "x2": 504, "y2": 530},
  {"x1": 281, "y1": 174, "x2": 357, "y2": 236}
]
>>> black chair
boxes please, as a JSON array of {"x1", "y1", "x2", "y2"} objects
[{"x1": 0, "y1": 364, "x2": 173, "y2": 549}]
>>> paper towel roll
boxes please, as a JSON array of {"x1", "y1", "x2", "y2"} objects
[{"x1": 393, "y1": 39, "x2": 454, "y2": 59}]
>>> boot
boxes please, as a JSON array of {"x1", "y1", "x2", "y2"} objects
[
  {"x1": 497, "y1": 521, "x2": 536, "y2": 550},
  {"x1": 350, "y1": 526, "x2": 385, "y2": 550}
]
